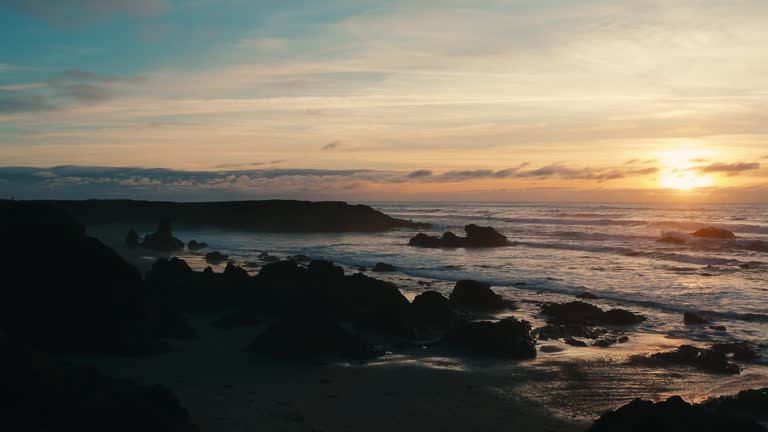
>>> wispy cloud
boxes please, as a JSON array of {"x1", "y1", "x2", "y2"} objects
[
  {"x1": 321, "y1": 140, "x2": 343, "y2": 151},
  {"x1": 695, "y1": 162, "x2": 761, "y2": 176},
  {"x1": 407, "y1": 169, "x2": 432, "y2": 178}
]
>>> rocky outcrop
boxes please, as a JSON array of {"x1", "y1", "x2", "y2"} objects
[
  {"x1": 409, "y1": 224, "x2": 509, "y2": 248},
  {"x1": 34, "y1": 199, "x2": 429, "y2": 232},
  {"x1": 449, "y1": 280, "x2": 511, "y2": 311},
  {"x1": 204, "y1": 251, "x2": 229, "y2": 263},
  {"x1": 372, "y1": 262, "x2": 396, "y2": 272},
  {"x1": 442, "y1": 318, "x2": 536, "y2": 359},
  {"x1": 246, "y1": 314, "x2": 380, "y2": 360},
  {"x1": 633, "y1": 345, "x2": 742, "y2": 374},
  {"x1": 187, "y1": 239, "x2": 208, "y2": 250},
  {"x1": 691, "y1": 227, "x2": 736, "y2": 239},
  {"x1": 588, "y1": 395, "x2": 765, "y2": 432},
  {"x1": 540, "y1": 301, "x2": 645, "y2": 325},
  {"x1": 141, "y1": 220, "x2": 184, "y2": 251},
  {"x1": 410, "y1": 291, "x2": 468, "y2": 331},
  {"x1": 684, "y1": 311, "x2": 710, "y2": 325}
]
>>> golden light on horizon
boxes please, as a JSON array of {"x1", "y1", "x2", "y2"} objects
[{"x1": 657, "y1": 148, "x2": 716, "y2": 191}]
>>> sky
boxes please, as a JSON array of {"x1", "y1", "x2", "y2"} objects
[{"x1": 0, "y1": 0, "x2": 767, "y2": 202}]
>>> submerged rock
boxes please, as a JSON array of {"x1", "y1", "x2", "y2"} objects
[
  {"x1": 141, "y1": 220, "x2": 184, "y2": 251},
  {"x1": 657, "y1": 235, "x2": 686, "y2": 244},
  {"x1": 588, "y1": 395, "x2": 765, "y2": 432},
  {"x1": 187, "y1": 239, "x2": 208, "y2": 250},
  {"x1": 684, "y1": 311, "x2": 710, "y2": 325},
  {"x1": 710, "y1": 341, "x2": 759, "y2": 361},
  {"x1": 691, "y1": 227, "x2": 736, "y2": 239},
  {"x1": 449, "y1": 280, "x2": 510, "y2": 311},
  {"x1": 576, "y1": 291, "x2": 598, "y2": 299},
  {"x1": 540, "y1": 301, "x2": 645, "y2": 325},
  {"x1": 635, "y1": 344, "x2": 742, "y2": 374},
  {"x1": 442, "y1": 317, "x2": 536, "y2": 359},
  {"x1": 372, "y1": 262, "x2": 396, "y2": 272},
  {"x1": 408, "y1": 224, "x2": 509, "y2": 248},
  {"x1": 204, "y1": 251, "x2": 229, "y2": 263}
]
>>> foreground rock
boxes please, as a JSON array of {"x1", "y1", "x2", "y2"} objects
[
  {"x1": 449, "y1": 280, "x2": 511, "y2": 311},
  {"x1": 701, "y1": 388, "x2": 768, "y2": 421},
  {"x1": 691, "y1": 227, "x2": 736, "y2": 239},
  {"x1": 246, "y1": 314, "x2": 380, "y2": 360},
  {"x1": 409, "y1": 224, "x2": 509, "y2": 248},
  {"x1": 540, "y1": 301, "x2": 645, "y2": 325},
  {"x1": 410, "y1": 291, "x2": 468, "y2": 331},
  {"x1": 1, "y1": 343, "x2": 199, "y2": 432},
  {"x1": 633, "y1": 345, "x2": 741, "y2": 374},
  {"x1": 140, "y1": 220, "x2": 184, "y2": 251},
  {"x1": 588, "y1": 395, "x2": 765, "y2": 432},
  {"x1": 0, "y1": 201, "x2": 172, "y2": 354},
  {"x1": 37, "y1": 199, "x2": 429, "y2": 232},
  {"x1": 442, "y1": 318, "x2": 536, "y2": 359}
]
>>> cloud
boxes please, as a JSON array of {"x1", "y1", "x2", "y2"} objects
[
  {"x1": 215, "y1": 160, "x2": 286, "y2": 169},
  {"x1": 696, "y1": 162, "x2": 761, "y2": 176},
  {"x1": 407, "y1": 169, "x2": 432, "y2": 178},
  {"x1": 321, "y1": 140, "x2": 343, "y2": 151},
  {"x1": 0, "y1": 91, "x2": 53, "y2": 113},
  {"x1": 1, "y1": 0, "x2": 167, "y2": 25}
]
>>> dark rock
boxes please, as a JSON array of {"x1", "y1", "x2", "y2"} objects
[
  {"x1": 372, "y1": 262, "x2": 396, "y2": 272},
  {"x1": 141, "y1": 220, "x2": 184, "y2": 251},
  {"x1": 710, "y1": 341, "x2": 759, "y2": 361},
  {"x1": 408, "y1": 224, "x2": 509, "y2": 248},
  {"x1": 701, "y1": 388, "x2": 768, "y2": 421},
  {"x1": 576, "y1": 291, "x2": 598, "y2": 299},
  {"x1": 0, "y1": 201, "x2": 158, "y2": 355},
  {"x1": 261, "y1": 255, "x2": 280, "y2": 262},
  {"x1": 684, "y1": 311, "x2": 710, "y2": 325},
  {"x1": 205, "y1": 251, "x2": 229, "y2": 263},
  {"x1": 533, "y1": 323, "x2": 606, "y2": 341},
  {"x1": 539, "y1": 345, "x2": 564, "y2": 353},
  {"x1": 187, "y1": 239, "x2": 208, "y2": 250},
  {"x1": 638, "y1": 345, "x2": 741, "y2": 374},
  {"x1": 246, "y1": 314, "x2": 379, "y2": 360},
  {"x1": 588, "y1": 395, "x2": 765, "y2": 432},
  {"x1": 710, "y1": 325, "x2": 727, "y2": 331},
  {"x1": 593, "y1": 335, "x2": 629, "y2": 347},
  {"x1": 442, "y1": 317, "x2": 536, "y2": 359},
  {"x1": 540, "y1": 301, "x2": 645, "y2": 325},
  {"x1": 564, "y1": 336, "x2": 588, "y2": 347},
  {"x1": 691, "y1": 227, "x2": 736, "y2": 239},
  {"x1": 125, "y1": 228, "x2": 140, "y2": 248},
  {"x1": 289, "y1": 254, "x2": 311, "y2": 262},
  {"x1": 341, "y1": 273, "x2": 412, "y2": 335},
  {"x1": 410, "y1": 291, "x2": 467, "y2": 330},
  {"x1": 449, "y1": 280, "x2": 510, "y2": 311},
  {"x1": 657, "y1": 236, "x2": 686, "y2": 244}
]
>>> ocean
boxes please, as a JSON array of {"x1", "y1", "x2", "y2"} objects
[{"x1": 158, "y1": 202, "x2": 768, "y2": 360}]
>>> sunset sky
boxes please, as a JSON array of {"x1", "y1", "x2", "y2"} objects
[{"x1": 1, "y1": 0, "x2": 767, "y2": 202}]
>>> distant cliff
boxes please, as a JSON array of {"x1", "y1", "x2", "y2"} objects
[{"x1": 19, "y1": 199, "x2": 429, "y2": 232}]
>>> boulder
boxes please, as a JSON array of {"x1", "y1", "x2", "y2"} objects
[
  {"x1": 588, "y1": 395, "x2": 765, "y2": 432},
  {"x1": 442, "y1": 317, "x2": 536, "y2": 359},
  {"x1": 710, "y1": 341, "x2": 758, "y2": 361},
  {"x1": 141, "y1": 220, "x2": 184, "y2": 251},
  {"x1": 593, "y1": 335, "x2": 629, "y2": 347},
  {"x1": 289, "y1": 254, "x2": 312, "y2": 262},
  {"x1": 205, "y1": 251, "x2": 229, "y2": 263},
  {"x1": 684, "y1": 311, "x2": 710, "y2": 325},
  {"x1": 372, "y1": 262, "x2": 396, "y2": 272},
  {"x1": 449, "y1": 280, "x2": 509, "y2": 310},
  {"x1": 187, "y1": 240, "x2": 208, "y2": 250},
  {"x1": 564, "y1": 336, "x2": 588, "y2": 347},
  {"x1": 342, "y1": 273, "x2": 412, "y2": 335},
  {"x1": 408, "y1": 224, "x2": 508, "y2": 248},
  {"x1": 691, "y1": 227, "x2": 736, "y2": 239},
  {"x1": 540, "y1": 301, "x2": 645, "y2": 325},
  {"x1": 410, "y1": 291, "x2": 467, "y2": 330},
  {"x1": 638, "y1": 345, "x2": 742, "y2": 374},
  {"x1": 533, "y1": 323, "x2": 606, "y2": 341},
  {"x1": 125, "y1": 228, "x2": 140, "y2": 248},
  {"x1": 701, "y1": 388, "x2": 768, "y2": 421},
  {"x1": 246, "y1": 314, "x2": 379, "y2": 360},
  {"x1": 576, "y1": 291, "x2": 598, "y2": 299}
]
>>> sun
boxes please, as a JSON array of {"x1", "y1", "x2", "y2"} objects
[{"x1": 657, "y1": 148, "x2": 715, "y2": 191}]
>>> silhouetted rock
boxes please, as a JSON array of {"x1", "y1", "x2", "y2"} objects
[
  {"x1": 636, "y1": 345, "x2": 741, "y2": 374},
  {"x1": 205, "y1": 251, "x2": 229, "y2": 263},
  {"x1": 289, "y1": 254, "x2": 311, "y2": 262},
  {"x1": 125, "y1": 228, "x2": 140, "y2": 248},
  {"x1": 533, "y1": 323, "x2": 607, "y2": 341},
  {"x1": 261, "y1": 254, "x2": 280, "y2": 262},
  {"x1": 37, "y1": 199, "x2": 429, "y2": 232},
  {"x1": 710, "y1": 325, "x2": 727, "y2": 331},
  {"x1": 372, "y1": 262, "x2": 396, "y2": 272},
  {"x1": 564, "y1": 336, "x2": 588, "y2": 347},
  {"x1": 588, "y1": 395, "x2": 765, "y2": 432},
  {"x1": 0, "y1": 201, "x2": 159, "y2": 355},
  {"x1": 593, "y1": 335, "x2": 629, "y2": 347},
  {"x1": 442, "y1": 317, "x2": 536, "y2": 359},
  {"x1": 409, "y1": 224, "x2": 509, "y2": 248},
  {"x1": 711, "y1": 341, "x2": 759, "y2": 361},
  {"x1": 449, "y1": 280, "x2": 510, "y2": 310},
  {"x1": 187, "y1": 239, "x2": 208, "y2": 250},
  {"x1": 691, "y1": 227, "x2": 736, "y2": 239},
  {"x1": 246, "y1": 314, "x2": 379, "y2": 360},
  {"x1": 0, "y1": 344, "x2": 199, "y2": 432},
  {"x1": 657, "y1": 235, "x2": 686, "y2": 244},
  {"x1": 341, "y1": 273, "x2": 412, "y2": 335},
  {"x1": 540, "y1": 301, "x2": 645, "y2": 325},
  {"x1": 576, "y1": 291, "x2": 598, "y2": 299},
  {"x1": 141, "y1": 220, "x2": 184, "y2": 251},
  {"x1": 684, "y1": 311, "x2": 710, "y2": 325},
  {"x1": 410, "y1": 291, "x2": 468, "y2": 330},
  {"x1": 701, "y1": 388, "x2": 768, "y2": 421}
]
